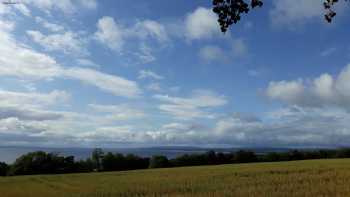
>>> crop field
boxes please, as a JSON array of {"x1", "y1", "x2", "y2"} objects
[{"x1": 1, "y1": 159, "x2": 350, "y2": 197}]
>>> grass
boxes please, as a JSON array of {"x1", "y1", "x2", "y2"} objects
[{"x1": 1, "y1": 159, "x2": 350, "y2": 197}]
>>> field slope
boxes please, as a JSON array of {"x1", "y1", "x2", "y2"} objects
[{"x1": 1, "y1": 159, "x2": 350, "y2": 197}]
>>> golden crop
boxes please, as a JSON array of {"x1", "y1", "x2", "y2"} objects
[{"x1": 1, "y1": 159, "x2": 350, "y2": 197}]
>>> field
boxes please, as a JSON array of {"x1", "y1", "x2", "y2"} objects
[{"x1": 1, "y1": 159, "x2": 350, "y2": 197}]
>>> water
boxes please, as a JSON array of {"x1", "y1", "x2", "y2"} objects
[
  {"x1": 0, "y1": 146, "x2": 291, "y2": 164},
  {"x1": 0, "y1": 146, "x2": 209, "y2": 164}
]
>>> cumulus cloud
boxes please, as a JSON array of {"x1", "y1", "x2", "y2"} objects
[
  {"x1": 94, "y1": 16, "x2": 168, "y2": 53},
  {"x1": 209, "y1": 108, "x2": 350, "y2": 147},
  {"x1": 265, "y1": 64, "x2": 350, "y2": 110},
  {"x1": 95, "y1": 16, "x2": 124, "y2": 51},
  {"x1": 154, "y1": 90, "x2": 227, "y2": 120},
  {"x1": 266, "y1": 79, "x2": 305, "y2": 104},
  {"x1": 70, "y1": 107, "x2": 350, "y2": 147},
  {"x1": 184, "y1": 7, "x2": 219, "y2": 40}
]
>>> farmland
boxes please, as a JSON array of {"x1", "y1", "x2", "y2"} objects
[{"x1": 1, "y1": 159, "x2": 350, "y2": 197}]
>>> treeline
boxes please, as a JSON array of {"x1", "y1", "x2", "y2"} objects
[{"x1": 1, "y1": 148, "x2": 350, "y2": 176}]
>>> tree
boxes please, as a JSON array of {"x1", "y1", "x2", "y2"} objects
[
  {"x1": 233, "y1": 150, "x2": 258, "y2": 163},
  {"x1": 8, "y1": 151, "x2": 76, "y2": 175},
  {"x1": 75, "y1": 158, "x2": 94, "y2": 172},
  {"x1": 212, "y1": 0, "x2": 349, "y2": 32},
  {"x1": 0, "y1": 162, "x2": 8, "y2": 176},
  {"x1": 91, "y1": 148, "x2": 104, "y2": 171},
  {"x1": 149, "y1": 155, "x2": 169, "y2": 168}
]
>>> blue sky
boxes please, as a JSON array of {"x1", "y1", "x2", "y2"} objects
[{"x1": 1, "y1": 0, "x2": 350, "y2": 148}]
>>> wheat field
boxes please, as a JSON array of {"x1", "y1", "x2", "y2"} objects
[{"x1": 1, "y1": 159, "x2": 350, "y2": 197}]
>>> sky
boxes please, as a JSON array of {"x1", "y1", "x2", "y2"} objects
[{"x1": 0, "y1": 0, "x2": 350, "y2": 148}]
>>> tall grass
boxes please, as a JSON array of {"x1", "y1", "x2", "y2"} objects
[{"x1": 1, "y1": 159, "x2": 350, "y2": 197}]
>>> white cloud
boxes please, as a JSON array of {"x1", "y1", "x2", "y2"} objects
[
  {"x1": 22, "y1": 0, "x2": 97, "y2": 14},
  {"x1": 76, "y1": 58, "x2": 100, "y2": 68},
  {"x1": 232, "y1": 38, "x2": 247, "y2": 57},
  {"x1": 78, "y1": 125, "x2": 152, "y2": 145},
  {"x1": 0, "y1": 24, "x2": 141, "y2": 98},
  {"x1": 14, "y1": 4, "x2": 31, "y2": 16},
  {"x1": 248, "y1": 70, "x2": 260, "y2": 77},
  {"x1": 26, "y1": 30, "x2": 87, "y2": 55},
  {"x1": 185, "y1": 7, "x2": 219, "y2": 40},
  {"x1": 95, "y1": 16, "x2": 124, "y2": 51},
  {"x1": 209, "y1": 108, "x2": 350, "y2": 147},
  {"x1": 63, "y1": 67, "x2": 141, "y2": 98},
  {"x1": 146, "y1": 82, "x2": 162, "y2": 92},
  {"x1": 0, "y1": 107, "x2": 63, "y2": 121},
  {"x1": 198, "y1": 38, "x2": 248, "y2": 63},
  {"x1": 89, "y1": 104, "x2": 145, "y2": 121},
  {"x1": 0, "y1": 27, "x2": 62, "y2": 80},
  {"x1": 23, "y1": 0, "x2": 76, "y2": 14},
  {"x1": 79, "y1": 0, "x2": 97, "y2": 9},
  {"x1": 321, "y1": 47, "x2": 337, "y2": 57},
  {"x1": 266, "y1": 79, "x2": 304, "y2": 103},
  {"x1": 154, "y1": 90, "x2": 227, "y2": 120},
  {"x1": 270, "y1": 0, "x2": 323, "y2": 27},
  {"x1": 270, "y1": 0, "x2": 349, "y2": 28},
  {"x1": 138, "y1": 70, "x2": 164, "y2": 80},
  {"x1": 265, "y1": 64, "x2": 350, "y2": 109},
  {"x1": 35, "y1": 17, "x2": 64, "y2": 32},
  {"x1": 0, "y1": 20, "x2": 15, "y2": 32},
  {"x1": 0, "y1": 89, "x2": 69, "y2": 122},
  {"x1": 198, "y1": 45, "x2": 226, "y2": 62},
  {"x1": 0, "y1": 3, "x2": 30, "y2": 17},
  {"x1": 135, "y1": 43, "x2": 156, "y2": 63},
  {"x1": 335, "y1": 64, "x2": 350, "y2": 98},
  {"x1": 0, "y1": 117, "x2": 47, "y2": 135},
  {"x1": 94, "y1": 16, "x2": 169, "y2": 58},
  {"x1": 314, "y1": 73, "x2": 334, "y2": 100},
  {"x1": 3, "y1": 105, "x2": 350, "y2": 147},
  {"x1": 0, "y1": 89, "x2": 70, "y2": 107},
  {"x1": 132, "y1": 20, "x2": 168, "y2": 43}
]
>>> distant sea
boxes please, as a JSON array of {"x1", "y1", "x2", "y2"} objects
[
  {"x1": 0, "y1": 146, "x2": 291, "y2": 164},
  {"x1": 0, "y1": 146, "x2": 208, "y2": 164}
]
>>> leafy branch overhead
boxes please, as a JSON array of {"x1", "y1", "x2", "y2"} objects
[{"x1": 212, "y1": 0, "x2": 349, "y2": 32}]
